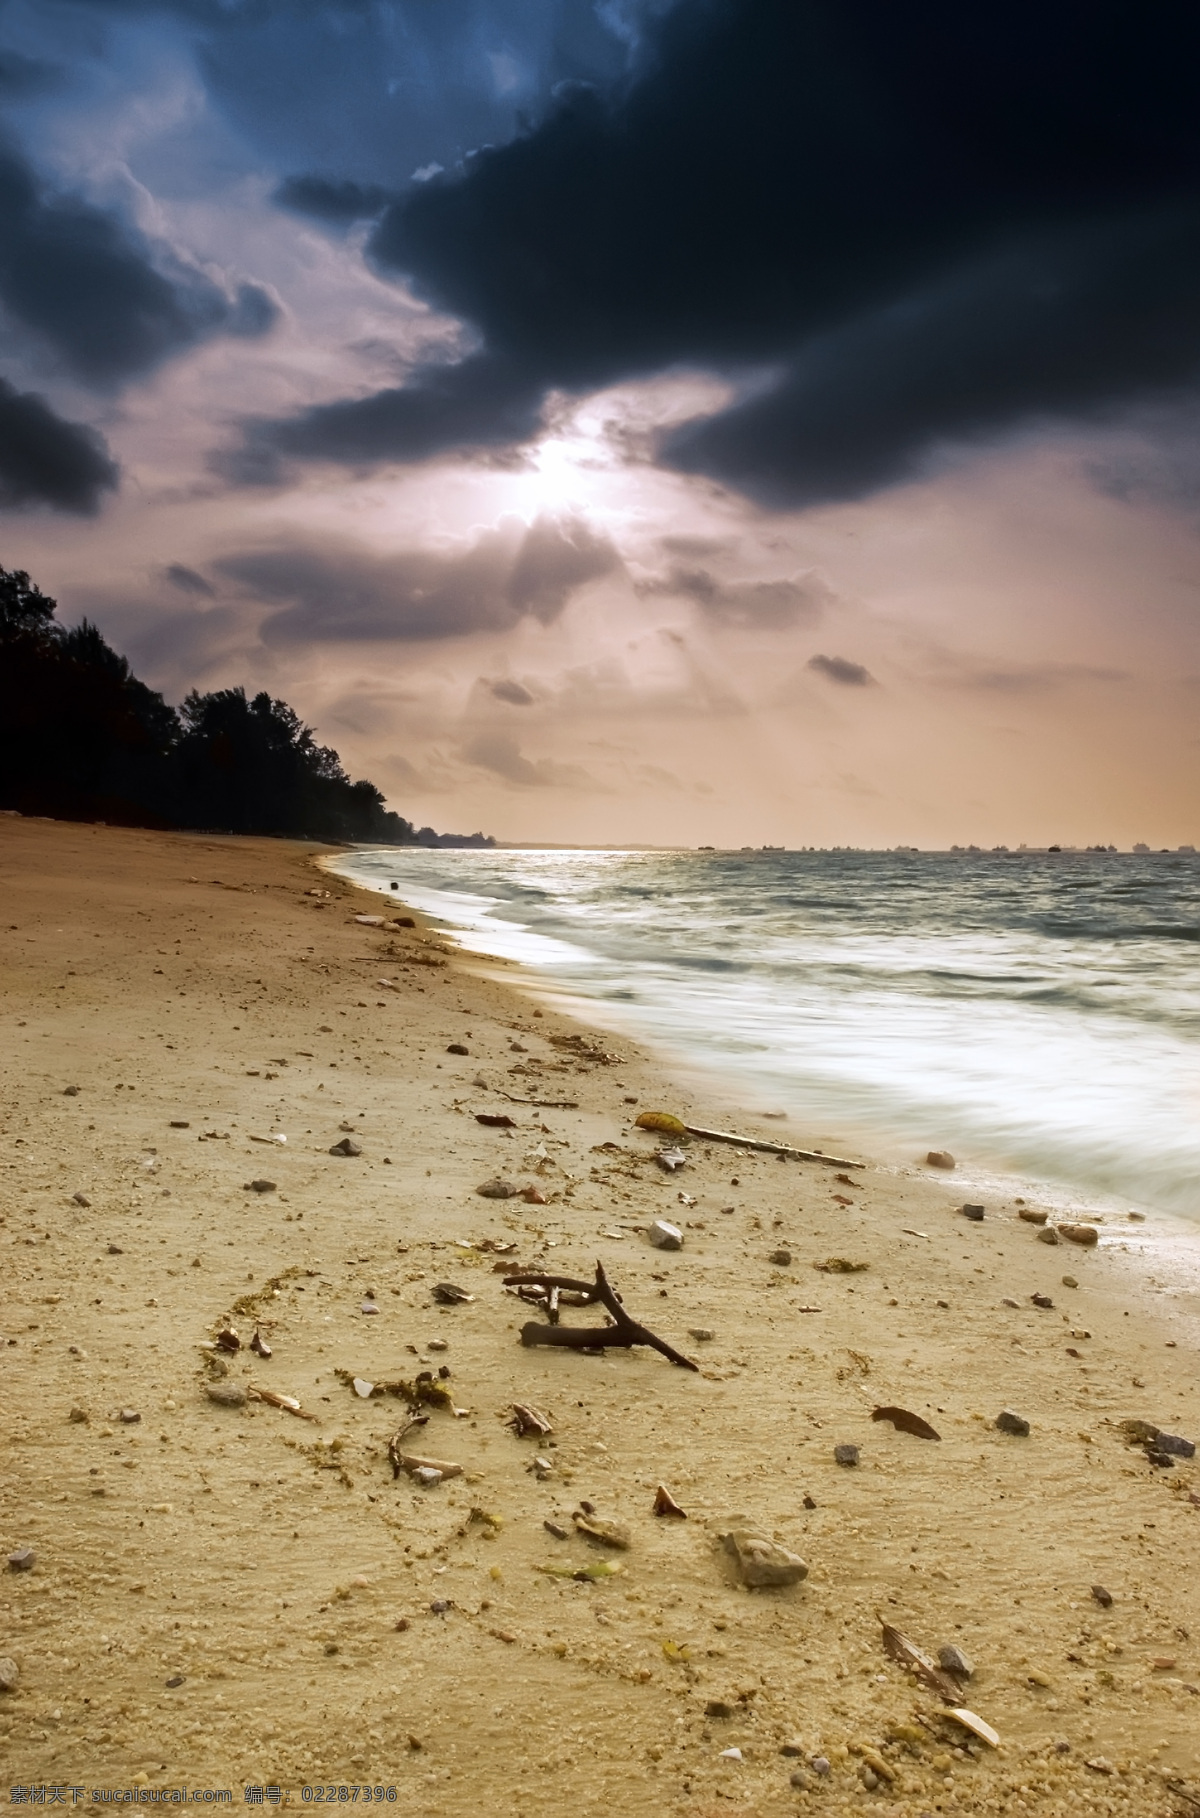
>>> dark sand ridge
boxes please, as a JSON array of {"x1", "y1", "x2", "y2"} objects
[{"x1": 0, "y1": 817, "x2": 1197, "y2": 1814}]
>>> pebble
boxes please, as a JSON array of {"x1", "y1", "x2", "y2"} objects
[
  {"x1": 205, "y1": 1383, "x2": 247, "y2": 1408},
  {"x1": 648, "y1": 1219, "x2": 683, "y2": 1250},
  {"x1": 7, "y1": 1548, "x2": 36, "y2": 1572},
  {"x1": 859, "y1": 1766, "x2": 879, "y2": 1791},
  {"x1": 688, "y1": 1327, "x2": 715, "y2": 1342},
  {"x1": 721, "y1": 1529, "x2": 808, "y2": 1588},
  {"x1": 0, "y1": 1657, "x2": 19, "y2": 1692},
  {"x1": 1091, "y1": 1584, "x2": 1114, "y2": 1608},
  {"x1": 1155, "y1": 1431, "x2": 1196, "y2": 1458},
  {"x1": 477, "y1": 1177, "x2": 517, "y2": 1198},
  {"x1": 68, "y1": 1406, "x2": 89, "y2": 1424},
  {"x1": 1060, "y1": 1223, "x2": 1099, "y2": 1246},
  {"x1": 926, "y1": 1150, "x2": 956, "y2": 1169},
  {"x1": 834, "y1": 1443, "x2": 860, "y2": 1467},
  {"x1": 938, "y1": 1644, "x2": 974, "y2": 1677},
  {"x1": 72, "y1": 1192, "x2": 90, "y2": 1207},
  {"x1": 961, "y1": 1204, "x2": 985, "y2": 1221},
  {"x1": 780, "y1": 1740, "x2": 805, "y2": 1757},
  {"x1": 446, "y1": 1043, "x2": 469, "y2": 1055},
  {"x1": 1018, "y1": 1207, "x2": 1049, "y2": 1224},
  {"x1": 789, "y1": 1770, "x2": 811, "y2": 1791},
  {"x1": 428, "y1": 1338, "x2": 449, "y2": 1352},
  {"x1": 995, "y1": 1409, "x2": 1031, "y2": 1436},
  {"x1": 768, "y1": 1248, "x2": 792, "y2": 1266},
  {"x1": 1031, "y1": 1293, "x2": 1054, "y2": 1308},
  {"x1": 328, "y1": 1138, "x2": 361, "y2": 1157},
  {"x1": 1062, "y1": 1274, "x2": 1079, "y2": 1288},
  {"x1": 119, "y1": 1408, "x2": 141, "y2": 1424},
  {"x1": 165, "y1": 1673, "x2": 186, "y2": 1687},
  {"x1": 414, "y1": 1467, "x2": 443, "y2": 1486},
  {"x1": 718, "y1": 1748, "x2": 742, "y2": 1762},
  {"x1": 1001, "y1": 1297, "x2": 1019, "y2": 1308},
  {"x1": 246, "y1": 1178, "x2": 277, "y2": 1193},
  {"x1": 706, "y1": 1698, "x2": 734, "y2": 1718},
  {"x1": 361, "y1": 1301, "x2": 380, "y2": 1315},
  {"x1": 1037, "y1": 1226, "x2": 1060, "y2": 1245},
  {"x1": 811, "y1": 1757, "x2": 831, "y2": 1776}
]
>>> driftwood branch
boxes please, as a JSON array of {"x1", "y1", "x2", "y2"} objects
[
  {"x1": 504, "y1": 1260, "x2": 699, "y2": 1372},
  {"x1": 682, "y1": 1122, "x2": 864, "y2": 1168}
]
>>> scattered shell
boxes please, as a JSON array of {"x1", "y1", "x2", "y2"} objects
[
  {"x1": 572, "y1": 1511, "x2": 631, "y2": 1549},
  {"x1": 652, "y1": 1484, "x2": 687, "y2": 1518},
  {"x1": 655, "y1": 1148, "x2": 687, "y2": 1173},
  {"x1": 947, "y1": 1708, "x2": 1000, "y2": 1748},
  {"x1": 431, "y1": 1282, "x2": 474, "y2": 1305}
]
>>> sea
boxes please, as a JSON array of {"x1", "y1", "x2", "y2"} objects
[{"x1": 330, "y1": 847, "x2": 1200, "y2": 1228}]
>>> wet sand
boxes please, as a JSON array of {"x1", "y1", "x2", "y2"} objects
[{"x1": 1, "y1": 817, "x2": 1198, "y2": 1814}]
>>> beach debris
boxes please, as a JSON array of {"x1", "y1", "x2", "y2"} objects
[
  {"x1": 63, "y1": 1084, "x2": 80, "y2": 1096},
  {"x1": 395, "y1": 1451, "x2": 463, "y2": 1483},
  {"x1": 635, "y1": 1111, "x2": 688, "y2": 1138},
  {"x1": 961, "y1": 1203, "x2": 985, "y2": 1221},
  {"x1": 335, "y1": 1370, "x2": 454, "y2": 1411},
  {"x1": 536, "y1": 1559, "x2": 622, "y2": 1582},
  {"x1": 648, "y1": 1218, "x2": 684, "y2": 1248},
  {"x1": 510, "y1": 1403, "x2": 554, "y2": 1438},
  {"x1": 247, "y1": 1384, "x2": 316, "y2": 1420},
  {"x1": 1019, "y1": 1207, "x2": 1049, "y2": 1225},
  {"x1": 7, "y1": 1547, "x2": 36, "y2": 1573},
  {"x1": 769, "y1": 1247, "x2": 793, "y2": 1266},
  {"x1": 879, "y1": 1618, "x2": 963, "y2": 1703},
  {"x1": 718, "y1": 1747, "x2": 742, "y2": 1762},
  {"x1": 476, "y1": 1113, "x2": 515, "y2": 1128},
  {"x1": 521, "y1": 1185, "x2": 548, "y2": 1203},
  {"x1": 815, "y1": 1256, "x2": 868, "y2": 1273},
  {"x1": 947, "y1": 1709, "x2": 1000, "y2": 1749},
  {"x1": 926, "y1": 1150, "x2": 956, "y2": 1169},
  {"x1": 1155, "y1": 1431, "x2": 1196, "y2": 1458},
  {"x1": 249, "y1": 1132, "x2": 287, "y2": 1145},
  {"x1": 655, "y1": 1148, "x2": 687, "y2": 1173},
  {"x1": 431, "y1": 1281, "x2": 474, "y2": 1305},
  {"x1": 721, "y1": 1529, "x2": 808, "y2": 1588},
  {"x1": 504, "y1": 1260, "x2": 699, "y2": 1370},
  {"x1": 834, "y1": 1443, "x2": 860, "y2": 1467},
  {"x1": 872, "y1": 1405, "x2": 941, "y2": 1441},
  {"x1": 1062, "y1": 1275, "x2": 1079, "y2": 1289},
  {"x1": 0, "y1": 1657, "x2": 19, "y2": 1692},
  {"x1": 215, "y1": 1326, "x2": 240, "y2": 1353},
  {"x1": 328, "y1": 1136, "x2": 362, "y2": 1157},
  {"x1": 245, "y1": 1178, "x2": 277, "y2": 1193},
  {"x1": 688, "y1": 1327, "x2": 715, "y2": 1342},
  {"x1": 995, "y1": 1408, "x2": 1031, "y2": 1436},
  {"x1": 573, "y1": 1510, "x2": 631, "y2": 1549},
  {"x1": 544, "y1": 1519, "x2": 569, "y2": 1540},
  {"x1": 352, "y1": 1377, "x2": 374, "y2": 1398},
  {"x1": 1037, "y1": 1226, "x2": 1060, "y2": 1244},
  {"x1": 119, "y1": 1408, "x2": 141, "y2": 1424},
  {"x1": 1091, "y1": 1584, "x2": 1114, "y2": 1608},
  {"x1": 353, "y1": 914, "x2": 386, "y2": 926},
  {"x1": 939, "y1": 1644, "x2": 975, "y2": 1678},
  {"x1": 677, "y1": 1191, "x2": 697, "y2": 1207},
  {"x1": 902, "y1": 1227, "x2": 929, "y2": 1239},
  {"x1": 1031, "y1": 1293, "x2": 1054, "y2": 1308},
  {"x1": 477, "y1": 1177, "x2": 518, "y2": 1198},
  {"x1": 653, "y1": 1484, "x2": 687, "y2": 1518},
  {"x1": 1060, "y1": 1223, "x2": 1100, "y2": 1246},
  {"x1": 635, "y1": 1110, "x2": 863, "y2": 1167},
  {"x1": 71, "y1": 1191, "x2": 90, "y2": 1206},
  {"x1": 249, "y1": 1329, "x2": 271, "y2": 1358},
  {"x1": 205, "y1": 1383, "x2": 247, "y2": 1408}
]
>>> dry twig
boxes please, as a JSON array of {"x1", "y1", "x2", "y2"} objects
[{"x1": 504, "y1": 1261, "x2": 698, "y2": 1371}]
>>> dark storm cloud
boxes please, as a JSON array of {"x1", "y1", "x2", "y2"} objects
[
  {"x1": 237, "y1": 0, "x2": 1200, "y2": 499},
  {"x1": 0, "y1": 50, "x2": 61, "y2": 96},
  {"x1": 0, "y1": 379, "x2": 119, "y2": 513},
  {"x1": 218, "y1": 511, "x2": 620, "y2": 642},
  {"x1": 807, "y1": 654, "x2": 874, "y2": 687},
  {"x1": 165, "y1": 563, "x2": 216, "y2": 596},
  {"x1": 0, "y1": 142, "x2": 278, "y2": 388},
  {"x1": 273, "y1": 175, "x2": 395, "y2": 225}
]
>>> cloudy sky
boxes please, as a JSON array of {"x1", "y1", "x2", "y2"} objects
[{"x1": 2, "y1": 0, "x2": 1199, "y2": 846}]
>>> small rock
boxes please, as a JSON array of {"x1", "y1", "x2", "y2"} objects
[
  {"x1": 107, "y1": 1242, "x2": 123, "y2": 1254},
  {"x1": 246, "y1": 1178, "x2": 277, "y2": 1192},
  {"x1": 802, "y1": 1493, "x2": 817, "y2": 1509},
  {"x1": 165, "y1": 1674, "x2": 186, "y2": 1687},
  {"x1": 476, "y1": 1177, "x2": 517, "y2": 1198},
  {"x1": 328, "y1": 1138, "x2": 361, "y2": 1157},
  {"x1": 834, "y1": 1443, "x2": 860, "y2": 1466},
  {"x1": 1155, "y1": 1431, "x2": 1196, "y2": 1458},
  {"x1": 543, "y1": 1521, "x2": 569, "y2": 1540},
  {"x1": 205, "y1": 1383, "x2": 247, "y2": 1408},
  {"x1": 859, "y1": 1766, "x2": 879, "y2": 1791},
  {"x1": 1037, "y1": 1226, "x2": 1060, "y2": 1245},
  {"x1": 1018, "y1": 1207, "x2": 1049, "y2": 1224},
  {"x1": 446, "y1": 1043, "x2": 470, "y2": 1056},
  {"x1": 72, "y1": 1192, "x2": 90, "y2": 1207},
  {"x1": 961, "y1": 1204, "x2": 985, "y2": 1221},
  {"x1": 926, "y1": 1150, "x2": 955, "y2": 1169},
  {"x1": 1091, "y1": 1584, "x2": 1114, "y2": 1608},
  {"x1": 688, "y1": 1327, "x2": 715, "y2": 1341},
  {"x1": 938, "y1": 1644, "x2": 974, "y2": 1678},
  {"x1": 7, "y1": 1548, "x2": 36, "y2": 1572},
  {"x1": 429, "y1": 1599, "x2": 453, "y2": 1615},
  {"x1": 1060, "y1": 1223, "x2": 1099, "y2": 1246},
  {"x1": 119, "y1": 1408, "x2": 141, "y2": 1424},
  {"x1": 721, "y1": 1529, "x2": 808, "y2": 1588},
  {"x1": 995, "y1": 1408, "x2": 1030, "y2": 1436},
  {"x1": 427, "y1": 1338, "x2": 449, "y2": 1352},
  {"x1": 706, "y1": 1698, "x2": 734, "y2": 1718},
  {"x1": 1001, "y1": 1296, "x2": 1019, "y2": 1308},
  {"x1": 68, "y1": 1406, "x2": 89, "y2": 1424},
  {"x1": 811, "y1": 1757, "x2": 831, "y2": 1776},
  {"x1": 431, "y1": 1281, "x2": 474, "y2": 1304},
  {"x1": 789, "y1": 1770, "x2": 811, "y2": 1791},
  {"x1": 361, "y1": 1300, "x2": 380, "y2": 1315},
  {"x1": 780, "y1": 1739, "x2": 805, "y2": 1757},
  {"x1": 1031, "y1": 1292, "x2": 1054, "y2": 1308},
  {"x1": 768, "y1": 1248, "x2": 793, "y2": 1266},
  {"x1": 0, "y1": 1657, "x2": 19, "y2": 1692},
  {"x1": 63, "y1": 1084, "x2": 80, "y2": 1096},
  {"x1": 648, "y1": 1219, "x2": 683, "y2": 1250},
  {"x1": 1062, "y1": 1274, "x2": 1079, "y2": 1288},
  {"x1": 413, "y1": 1466, "x2": 443, "y2": 1486}
]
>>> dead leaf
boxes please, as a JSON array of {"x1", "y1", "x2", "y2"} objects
[
  {"x1": 872, "y1": 1405, "x2": 941, "y2": 1441},
  {"x1": 879, "y1": 1617, "x2": 963, "y2": 1703}
]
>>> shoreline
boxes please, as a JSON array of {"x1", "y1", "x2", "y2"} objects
[{"x1": 2, "y1": 818, "x2": 1198, "y2": 1812}]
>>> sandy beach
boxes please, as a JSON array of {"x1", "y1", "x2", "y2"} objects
[{"x1": 1, "y1": 817, "x2": 1198, "y2": 1815}]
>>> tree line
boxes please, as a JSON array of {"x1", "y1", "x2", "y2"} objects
[{"x1": 0, "y1": 565, "x2": 492, "y2": 847}]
